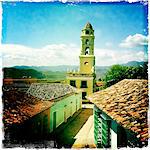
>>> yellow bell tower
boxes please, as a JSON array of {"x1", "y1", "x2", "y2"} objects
[
  {"x1": 80, "y1": 22, "x2": 95, "y2": 74},
  {"x1": 66, "y1": 22, "x2": 96, "y2": 101}
]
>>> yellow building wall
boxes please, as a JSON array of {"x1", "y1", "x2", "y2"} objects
[
  {"x1": 66, "y1": 23, "x2": 96, "y2": 100},
  {"x1": 66, "y1": 77, "x2": 94, "y2": 97},
  {"x1": 79, "y1": 55, "x2": 95, "y2": 74}
]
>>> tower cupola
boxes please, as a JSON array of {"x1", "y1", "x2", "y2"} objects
[
  {"x1": 79, "y1": 22, "x2": 95, "y2": 74},
  {"x1": 81, "y1": 22, "x2": 95, "y2": 55}
]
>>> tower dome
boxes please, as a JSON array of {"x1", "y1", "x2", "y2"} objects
[{"x1": 84, "y1": 22, "x2": 93, "y2": 30}]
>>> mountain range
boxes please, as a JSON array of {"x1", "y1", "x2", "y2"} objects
[
  {"x1": 13, "y1": 61, "x2": 146, "y2": 71},
  {"x1": 10, "y1": 61, "x2": 147, "y2": 79}
]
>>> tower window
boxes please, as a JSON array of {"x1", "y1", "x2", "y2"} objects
[
  {"x1": 70, "y1": 80, "x2": 76, "y2": 87},
  {"x1": 86, "y1": 30, "x2": 89, "y2": 34},
  {"x1": 82, "y1": 92, "x2": 87, "y2": 100},
  {"x1": 85, "y1": 39, "x2": 89, "y2": 45},
  {"x1": 81, "y1": 81, "x2": 87, "y2": 88},
  {"x1": 85, "y1": 47, "x2": 90, "y2": 55}
]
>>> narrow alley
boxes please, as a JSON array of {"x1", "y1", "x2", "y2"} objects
[{"x1": 51, "y1": 105, "x2": 95, "y2": 148}]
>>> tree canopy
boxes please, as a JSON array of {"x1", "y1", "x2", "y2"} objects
[{"x1": 104, "y1": 62, "x2": 148, "y2": 87}]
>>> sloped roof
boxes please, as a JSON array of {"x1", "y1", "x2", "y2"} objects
[
  {"x1": 3, "y1": 88, "x2": 54, "y2": 129},
  {"x1": 3, "y1": 83, "x2": 77, "y2": 128},
  {"x1": 87, "y1": 79, "x2": 148, "y2": 142},
  {"x1": 27, "y1": 83, "x2": 77, "y2": 100}
]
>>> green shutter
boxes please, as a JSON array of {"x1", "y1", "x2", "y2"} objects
[
  {"x1": 94, "y1": 105, "x2": 111, "y2": 148},
  {"x1": 94, "y1": 106, "x2": 102, "y2": 148},
  {"x1": 101, "y1": 118, "x2": 111, "y2": 148}
]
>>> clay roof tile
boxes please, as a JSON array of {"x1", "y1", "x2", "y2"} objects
[{"x1": 87, "y1": 79, "x2": 148, "y2": 142}]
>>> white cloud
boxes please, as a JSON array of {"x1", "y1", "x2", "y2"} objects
[
  {"x1": 119, "y1": 34, "x2": 148, "y2": 48},
  {"x1": 95, "y1": 48, "x2": 147, "y2": 66},
  {"x1": 0, "y1": 43, "x2": 147, "y2": 67},
  {"x1": 1, "y1": 44, "x2": 79, "y2": 67}
]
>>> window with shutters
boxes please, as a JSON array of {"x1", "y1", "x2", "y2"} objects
[
  {"x1": 100, "y1": 114, "x2": 111, "y2": 148},
  {"x1": 94, "y1": 105, "x2": 111, "y2": 148},
  {"x1": 94, "y1": 108, "x2": 102, "y2": 148}
]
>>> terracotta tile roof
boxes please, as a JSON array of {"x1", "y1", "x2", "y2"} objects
[
  {"x1": 87, "y1": 79, "x2": 148, "y2": 142},
  {"x1": 3, "y1": 83, "x2": 77, "y2": 129},
  {"x1": 3, "y1": 88, "x2": 54, "y2": 129},
  {"x1": 27, "y1": 83, "x2": 77, "y2": 100}
]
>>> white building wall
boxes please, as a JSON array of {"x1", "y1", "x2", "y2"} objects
[{"x1": 111, "y1": 128, "x2": 117, "y2": 150}]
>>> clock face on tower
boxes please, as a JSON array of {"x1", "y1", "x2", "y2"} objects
[{"x1": 84, "y1": 62, "x2": 89, "y2": 65}]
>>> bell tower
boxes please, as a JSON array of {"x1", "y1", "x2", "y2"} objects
[
  {"x1": 66, "y1": 22, "x2": 96, "y2": 101},
  {"x1": 79, "y1": 22, "x2": 95, "y2": 74}
]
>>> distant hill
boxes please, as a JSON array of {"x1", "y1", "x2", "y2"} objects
[
  {"x1": 95, "y1": 66, "x2": 110, "y2": 79},
  {"x1": 3, "y1": 68, "x2": 45, "y2": 79},
  {"x1": 13, "y1": 61, "x2": 146, "y2": 71},
  {"x1": 14, "y1": 65, "x2": 78, "y2": 72},
  {"x1": 9, "y1": 61, "x2": 147, "y2": 80},
  {"x1": 121, "y1": 61, "x2": 146, "y2": 67}
]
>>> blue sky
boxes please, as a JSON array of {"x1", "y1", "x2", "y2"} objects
[{"x1": 1, "y1": 1, "x2": 148, "y2": 66}]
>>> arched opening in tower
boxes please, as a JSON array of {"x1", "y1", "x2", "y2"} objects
[
  {"x1": 85, "y1": 39, "x2": 89, "y2": 45},
  {"x1": 85, "y1": 30, "x2": 89, "y2": 34},
  {"x1": 85, "y1": 47, "x2": 90, "y2": 55}
]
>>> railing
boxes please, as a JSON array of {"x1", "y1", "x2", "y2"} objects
[{"x1": 67, "y1": 72, "x2": 94, "y2": 77}]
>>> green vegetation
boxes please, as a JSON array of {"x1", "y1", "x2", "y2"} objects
[
  {"x1": 104, "y1": 62, "x2": 148, "y2": 87},
  {"x1": 3, "y1": 61, "x2": 147, "y2": 84},
  {"x1": 3, "y1": 68, "x2": 45, "y2": 79},
  {"x1": 3, "y1": 67, "x2": 66, "y2": 81},
  {"x1": 42, "y1": 71, "x2": 66, "y2": 81}
]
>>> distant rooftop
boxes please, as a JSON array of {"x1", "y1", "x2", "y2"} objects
[
  {"x1": 87, "y1": 79, "x2": 148, "y2": 142},
  {"x1": 27, "y1": 83, "x2": 77, "y2": 100}
]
